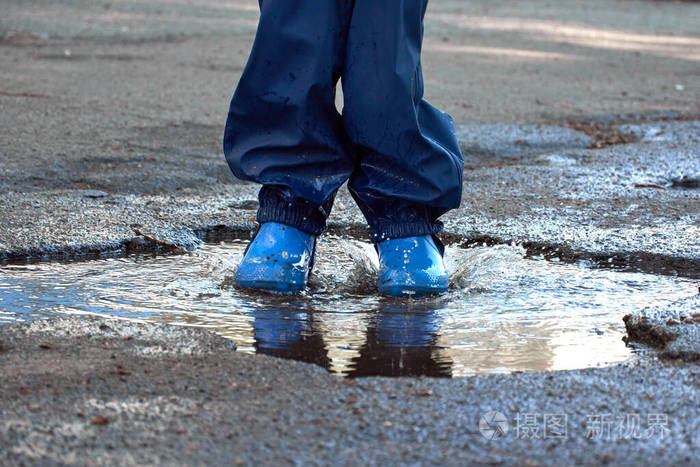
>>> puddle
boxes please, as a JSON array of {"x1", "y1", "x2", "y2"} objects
[{"x1": 0, "y1": 237, "x2": 697, "y2": 377}]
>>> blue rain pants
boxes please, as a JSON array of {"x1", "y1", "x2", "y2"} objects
[{"x1": 223, "y1": 0, "x2": 463, "y2": 242}]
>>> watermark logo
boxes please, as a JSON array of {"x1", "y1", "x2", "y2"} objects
[
  {"x1": 477, "y1": 411, "x2": 669, "y2": 440},
  {"x1": 479, "y1": 411, "x2": 509, "y2": 440}
]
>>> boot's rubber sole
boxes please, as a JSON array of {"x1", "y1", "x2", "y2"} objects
[
  {"x1": 236, "y1": 279, "x2": 306, "y2": 294},
  {"x1": 379, "y1": 282, "x2": 449, "y2": 298}
]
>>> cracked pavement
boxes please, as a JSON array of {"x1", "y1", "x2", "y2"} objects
[{"x1": 1, "y1": 0, "x2": 699, "y2": 464}]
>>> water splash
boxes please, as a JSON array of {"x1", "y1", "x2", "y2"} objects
[
  {"x1": 445, "y1": 244, "x2": 526, "y2": 292},
  {"x1": 1, "y1": 238, "x2": 697, "y2": 377},
  {"x1": 309, "y1": 238, "x2": 378, "y2": 295},
  {"x1": 203, "y1": 237, "x2": 529, "y2": 296}
]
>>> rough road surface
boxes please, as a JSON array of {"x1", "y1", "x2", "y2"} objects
[
  {"x1": 1, "y1": 318, "x2": 699, "y2": 466},
  {"x1": 1, "y1": 0, "x2": 699, "y2": 464},
  {"x1": 1, "y1": 0, "x2": 698, "y2": 270}
]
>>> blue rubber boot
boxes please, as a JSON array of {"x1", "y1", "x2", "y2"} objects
[
  {"x1": 377, "y1": 236, "x2": 449, "y2": 297},
  {"x1": 235, "y1": 222, "x2": 315, "y2": 293}
]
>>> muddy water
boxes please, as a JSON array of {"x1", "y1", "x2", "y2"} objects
[{"x1": 0, "y1": 237, "x2": 696, "y2": 377}]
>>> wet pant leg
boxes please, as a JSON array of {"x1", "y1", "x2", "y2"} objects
[
  {"x1": 343, "y1": 0, "x2": 464, "y2": 242},
  {"x1": 223, "y1": 0, "x2": 353, "y2": 235},
  {"x1": 224, "y1": 0, "x2": 463, "y2": 241}
]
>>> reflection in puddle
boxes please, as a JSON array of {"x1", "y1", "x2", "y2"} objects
[
  {"x1": 0, "y1": 237, "x2": 696, "y2": 377},
  {"x1": 252, "y1": 303, "x2": 450, "y2": 377}
]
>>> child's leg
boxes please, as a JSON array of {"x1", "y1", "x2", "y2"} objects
[
  {"x1": 342, "y1": 0, "x2": 464, "y2": 242},
  {"x1": 224, "y1": 0, "x2": 353, "y2": 236}
]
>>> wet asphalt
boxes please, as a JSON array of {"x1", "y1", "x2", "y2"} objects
[
  {"x1": 1, "y1": 0, "x2": 699, "y2": 464},
  {"x1": 2, "y1": 318, "x2": 699, "y2": 466}
]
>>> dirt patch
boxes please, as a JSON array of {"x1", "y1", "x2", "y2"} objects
[
  {"x1": 562, "y1": 112, "x2": 700, "y2": 149},
  {"x1": 660, "y1": 350, "x2": 700, "y2": 362},
  {"x1": 622, "y1": 314, "x2": 677, "y2": 348},
  {"x1": 564, "y1": 121, "x2": 637, "y2": 149}
]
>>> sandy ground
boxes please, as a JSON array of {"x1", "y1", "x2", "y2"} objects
[{"x1": 1, "y1": 0, "x2": 699, "y2": 464}]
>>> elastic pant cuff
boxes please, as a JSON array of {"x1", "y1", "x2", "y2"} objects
[
  {"x1": 257, "y1": 186, "x2": 329, "y2": 236},
  {"x1": 370, "y1": 220, "x2": 444, "y2": 243}
]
